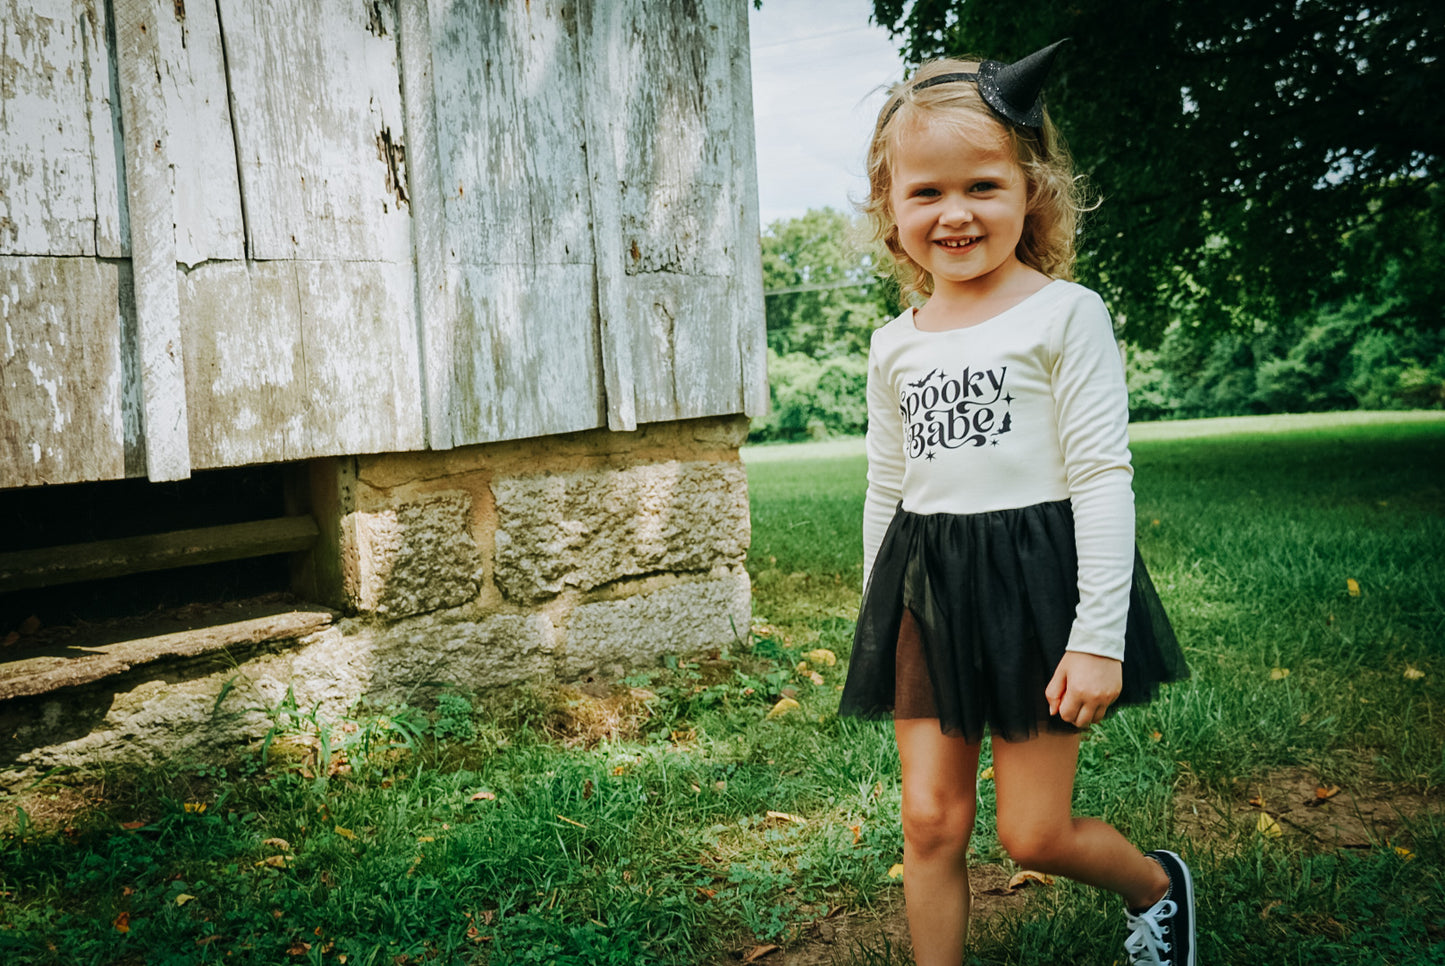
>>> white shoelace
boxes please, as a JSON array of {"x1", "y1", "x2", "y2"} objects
[{"x1": 1124, "y1": 899, "x2": 1177, "y2": 966}]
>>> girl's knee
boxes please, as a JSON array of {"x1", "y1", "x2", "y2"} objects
[
  {"x1": 996, "y1": 820, "x2": 1067, "y2": 870},
  {"x1": 901, "y1": 791, "x2": 976, "y2": 858}
]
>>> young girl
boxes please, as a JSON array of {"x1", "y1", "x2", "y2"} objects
[{"x1": 837, "y1": 43, "x2": 1195, "y2": 966}]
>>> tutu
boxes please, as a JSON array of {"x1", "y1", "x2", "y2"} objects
[{"x1": 839, "y1": 500, "x2": 1188, "y2": 742}]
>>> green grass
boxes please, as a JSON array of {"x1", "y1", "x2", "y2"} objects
[{"x1": 2, "y1": 411, "x2": 1443, "y2": 965}]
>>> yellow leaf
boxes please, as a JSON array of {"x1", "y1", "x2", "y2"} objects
[
  {"x1": 979, "y1": 766, "x2": 995, "y2": 781},
  {"x1": 1404, "y1": 665, "x2": 1425, "y2": 681},
  {"x1": 114, "y1": 911, "x2": 130, "y2": 933},
  {"x1": 1256, "y1": 813, "x2": 1283, "y2": 838},
  {"x1": 184, "y1": 802, "x2": 207, "y2": 814},
  {"x1": 1151, "y1": 731, "x2": 1164, "y2": 742},
  {"x1": 333, "y1": 826, "x2": 355, "y2": 840},
  {"x1": 1151, "y1": 519, "x2": 1161, "y2": 527},
  {"x1": 795, "y1": 661, "x2": 811, "y2": 674},
  {"x1": 470, "y1": 790, "x2": 497, "y2": 801},
  {"x1": 886, "y1": 863, "x2": 905, "y2": 880},
  {"x1": 808, "y1": 671, "x2": 825, "y2": 686},
  {"x1": 258, "y1": 855, "x2": 294, "y2": 868},
  {"x1": 1395, "y1": 846, "x2": 1415, "y2": 861},
  {"x1": 262, "y1": 837, "x2": 292, "y2": 851},
  {"x1": 417, "y1": 836, "x2": 435, "y2": 843},
  {"x1": 1007, "y1": 870, "x2": 1055, "y2": 890},
  {"x1": 765, "y1": 697, "x2": 801, "y2": 720},
  {"x1": 1269, "y1": 667, "x2": 1290, "y2": 680},
  {"x1": 802, "y1": 648, "x2": 837, "y2": 667},
  {"x1": 175, "y1": 894, "x2": 196, "y2": 907},
  {"x1": 766, "y1": 810, "x2": 804, "y2": 824},
  {"x1": 1346, "y1": 578, "x2": 1360, "y2": 597}
]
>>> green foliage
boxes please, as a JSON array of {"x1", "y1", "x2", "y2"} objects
[
  {"x1": 750, "y1": 348, "x2": 869, "y2": 442},
  {"x1": 1126, "y1": 290, "x2": 1445, "y2": 419},
  {"x1": 870, "y1": 0, "x2": 1445, "y2": 343}
]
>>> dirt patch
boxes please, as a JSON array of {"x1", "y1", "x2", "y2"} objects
[
  {"x1": 711, "y1": 864, "x2": 1044, "y2": 966},
  {"x1": 1174, "y1": 764, "x2": 1443, "y2": 853}
]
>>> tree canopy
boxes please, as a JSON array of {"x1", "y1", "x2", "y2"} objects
[{"x1": 870, "y1": 0, "x2": 1444, "y2": 343}]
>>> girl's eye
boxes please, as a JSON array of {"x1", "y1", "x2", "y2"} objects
[
  {"x1": 971, "y1": 181, "x2": 999, "y2": 193},
  {"x1": 914, "y1": 187, "x2": 940, "y2": 198}
]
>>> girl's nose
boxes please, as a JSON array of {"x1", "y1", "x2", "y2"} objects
[{"x1": 939, "y1": 198, "x2": 973, "y2": 225}]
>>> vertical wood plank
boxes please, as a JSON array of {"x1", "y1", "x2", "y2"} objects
[
  {"x1": 575, "y1": 0, "x2": 635, "y2": 432},
  {"x1": 161, "y1": 0, "x2": 244, "y2": 266},
  {"x1": 0, "y1": 257, "x2": 128, "y2": 487},
  {"x1": 396, "y1": 0, "x2": 452, "y2": 449},
  {"x1": 0, "y1": 0, "x2": 99, "y2": 256},
  {"x1": 215, "y1": 0, "x2": 411, "y2": 262},
  {"x1": 80, "y1": 0, "x2": 128, "y2": 258},
  {"x1": 725, "y1": 0, "x2": 769, "y2": 419},
  {"x1": 426, "y1": 0, "x2": 604, "y2": 446},
  {"x1": 113, "y1": 0, "x2": 191, "y2": 481}
]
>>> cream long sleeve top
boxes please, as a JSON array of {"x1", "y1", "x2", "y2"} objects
[{"x1": 861, "y1": 279, "x2": 1136, "y2": 661}]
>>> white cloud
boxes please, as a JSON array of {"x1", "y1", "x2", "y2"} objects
[{"x1": 748, "y1": 0, "x2": 903, "y2": 228}]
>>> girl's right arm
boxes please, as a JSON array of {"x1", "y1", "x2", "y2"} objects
[{"x1": 862, "y1": 340, "x2": 905, "y2": 588}]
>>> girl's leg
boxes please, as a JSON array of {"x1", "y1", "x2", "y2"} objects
[
  {"x1": 896, "y1": 718, "x2": 982, "y2": 966},
  {"x1": 990, "y1": 730, "x2": 1169, "y2": 910}
]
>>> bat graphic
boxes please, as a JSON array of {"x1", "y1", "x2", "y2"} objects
[{"x1": 908, "y1": 368, "x2": 942, "y2": 388}]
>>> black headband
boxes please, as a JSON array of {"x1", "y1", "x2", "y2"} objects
[{"x1": 880, "y1": 40, "x2": 1066, "y2": 131}]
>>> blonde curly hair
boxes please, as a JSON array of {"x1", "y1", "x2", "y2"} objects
[{"x1": 862, "y1": 58, "x2": 1091, "y2": 303}]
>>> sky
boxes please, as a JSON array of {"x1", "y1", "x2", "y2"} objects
[{"x1": 747, "y1": 0, "x2": 905, "y2": 230}]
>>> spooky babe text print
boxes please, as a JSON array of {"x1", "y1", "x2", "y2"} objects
[{"x1": 901, "y1": 364, "x2": 1013, "y2": 459}]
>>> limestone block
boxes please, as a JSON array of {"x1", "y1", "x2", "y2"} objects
[
  {"x1": 691, "y1": 415, "x2": 750, "y2": 447},
  {"x1": 353, "y1": 494, "x2": 481, "y2": 618},
  {"x1": 492, "y1": 461, "x2": 749, "y2": 602},
  {"x1": 561, "y1": 570, "x2": 751, "y2": 677},
  {"x1": 364, "y1": 611, "x2": 556, "y2": 701}
]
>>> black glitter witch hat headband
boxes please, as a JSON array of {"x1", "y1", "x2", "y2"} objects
[{"x1": 881, "y1": 39, "x2": 1067, "y2": 130}]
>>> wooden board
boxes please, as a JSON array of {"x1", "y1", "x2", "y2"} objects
[
  {"x1": 215, "y1": 0, "x2": 412, "y2": 262},
  {"x1": 0, "y1": 256, "x2": 129, "y2": 487},
  {"x1": 583, "y1": 0, "x2": 764, "y2": 425},
  {"x1": 179, "y1": 259, "x2": 425, "y2": 468},
  {"x1": 0, "y1": 0, "x2": 103, "y2": 255},
  {"x1": 424, "y1": 0, "x2": 605, "y2": 445}
]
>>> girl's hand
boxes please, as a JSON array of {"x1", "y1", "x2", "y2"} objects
[{"x1": 1045, "y1": 653, "x2": 1123, "y2": 728}]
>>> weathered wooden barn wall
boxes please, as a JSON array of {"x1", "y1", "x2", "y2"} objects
[{"x1": 0, "y1": 0, "x2": 767, "y2": 489}]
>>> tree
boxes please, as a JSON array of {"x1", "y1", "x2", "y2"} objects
[
  {"x1": 760, "y1": 207, "x2": 900, "y2": 357},
  {"x1": 870, "y1": 0, "x2": 1445, "y2": 344}
]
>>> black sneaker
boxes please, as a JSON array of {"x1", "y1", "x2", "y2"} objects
[{"x1": 1123, "y1": 850, "x2": 1195, "y2": 966}]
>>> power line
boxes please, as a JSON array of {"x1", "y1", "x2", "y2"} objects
[{"x1": 763, "y1": 278, "x2": 878, "y2": 297}]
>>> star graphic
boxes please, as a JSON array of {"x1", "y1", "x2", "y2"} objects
[
  {"x1": 990, "y1": 438, "x2": 999, "y2": 446},
  {"x1": 1003, "y1": 392, "x2": 1015, "y2": 405},
  {"x1": 924, "y1": 450, "x2": 937, "y2": 461}
]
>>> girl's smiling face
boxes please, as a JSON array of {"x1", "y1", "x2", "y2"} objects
[{"x1": 888, "y1": 115, "x2": 1030, "y2": 299}]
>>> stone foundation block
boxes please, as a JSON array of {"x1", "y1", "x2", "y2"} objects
[
  {"x1": 353, "y1": 494, "x2": 481, "y2": 618},
  {"x1": 492, "y1": 461, "x2": 749, "y2": 602},
  {"x1": 363, "y1": 612, "x2": 556, "y2": 702},
  {"x1": 560, "y1": 570, "x2": 751, "y2": 677}
]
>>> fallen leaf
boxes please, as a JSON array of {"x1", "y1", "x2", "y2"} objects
[
  {"x1": 258, "y1": 855, "x2": 294, "y2": 868},
  {"x1": 114, "y1": 911, "x2": 130, "y2": 933},
  {"x1": 1395, "y1": 846, "x2": 1415, "y2": 861},
  {"x1": 795, "y1": 661, "x2": 811, "y2": 674},
  {"x1": 121, "y1": 820, "x2": 145, "y2": 830},
  {"x1": 469, "y1": 790, "x2": 497, "y2": 801},
  {"x1": 1248, "y1": 795, "x2": 1266, "y2": 808},
  {"x1": 695, "y1": 887, "x2": 716, "y2": 900},
  {"x1": 979, "y1": 766, "x2": 995, "y2": 781},
  {"x1": 1007, "y1": 870, "x2": 1055, "y2": 890},
  {"x1": 1151, "y1": 731, "x2": 1164, "y2": 742},
  {"x1": 1269, "y1": 667, "x2": 1290, "y2": 680},
  {"x1": 808, "y1": 671, "x2": 825, "y2": 686},
  {"x1": 1315, "y1": 785, "x2": 1341, "y2": 801},
  {"x1": 556, "y1": 814, "x2": 588, "y2": 829},
  {"x1": 333, "y1": 826, "x2": 355, "y2": 840},
  {"x1": 183, "y1": 802, "x2": 207, "y2": 814},
  {"x1": 417, "y1": 835, "x2": 435, "y2": 843},
  {"x1": 765, "y1": 697, "x2": 801, "y2": 720},
  {"x1": 849, "y1": 824, "x2": 862, "y2": 845},
  {"x1": 1256, "y1": 813, "x2": 1283, "y2": 838},
  {"x1": 286, "y1": 941, "x2": 311, "y2": 955},
  {"x1": 1346, "y1": 578, "x2": 1361, "y2": 597},
  {"x1": 802, "y1": 648, "x2": 837, "y2": 667},
  {"x1": 196, "y1": 935, "x2": 223, "y2": 946},
  {"x1": 1150, "y1": 519, "x2": 1161, "y2": 527},
  {"x1": 1404, "y1": 665, "x2": 1425, "y2": 681},
  {"x1": 886, "y1": 863, "x2": 905, "y2": 879},
  {"x1": 611, "y1": 765, "x2": 627, "y2": 776},
  {"x1": 741, "y1": 945, "x2": 781, "y2": 964},
  {"x1": 766, "y1": 810, "x2": 804, "y2": 824},
  {"x1": 262, "y1": 837, "x2": 292, "y2": 850},
  {"x1": 175, "y1": 893, "x2": 196, "y2": 907}
]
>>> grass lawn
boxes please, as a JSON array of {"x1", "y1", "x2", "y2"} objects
[{"x1": 2, "y1": 412, "x2": 1443, "y2": 965}]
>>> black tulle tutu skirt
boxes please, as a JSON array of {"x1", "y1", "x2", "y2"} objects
[{"x1": 839, "y1": 500, "x2": 1188, "y2": 742}]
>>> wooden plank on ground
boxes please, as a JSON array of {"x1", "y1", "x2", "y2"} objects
[
  {"x1": 113, "y1": 0, "x2": 191, "y2": 481},
  {"x1": 0, "y1": 257, "x2": 129, "y2": 487},
  {"x1": 426, "y1": 0, "x2": 604, "y2": 445},
  {"x1": 0, "y1": 0, "x2": 100, "y2": 255},
  {"x1": 0, "y1": 516, "x2": 319, "y2": 592}
]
